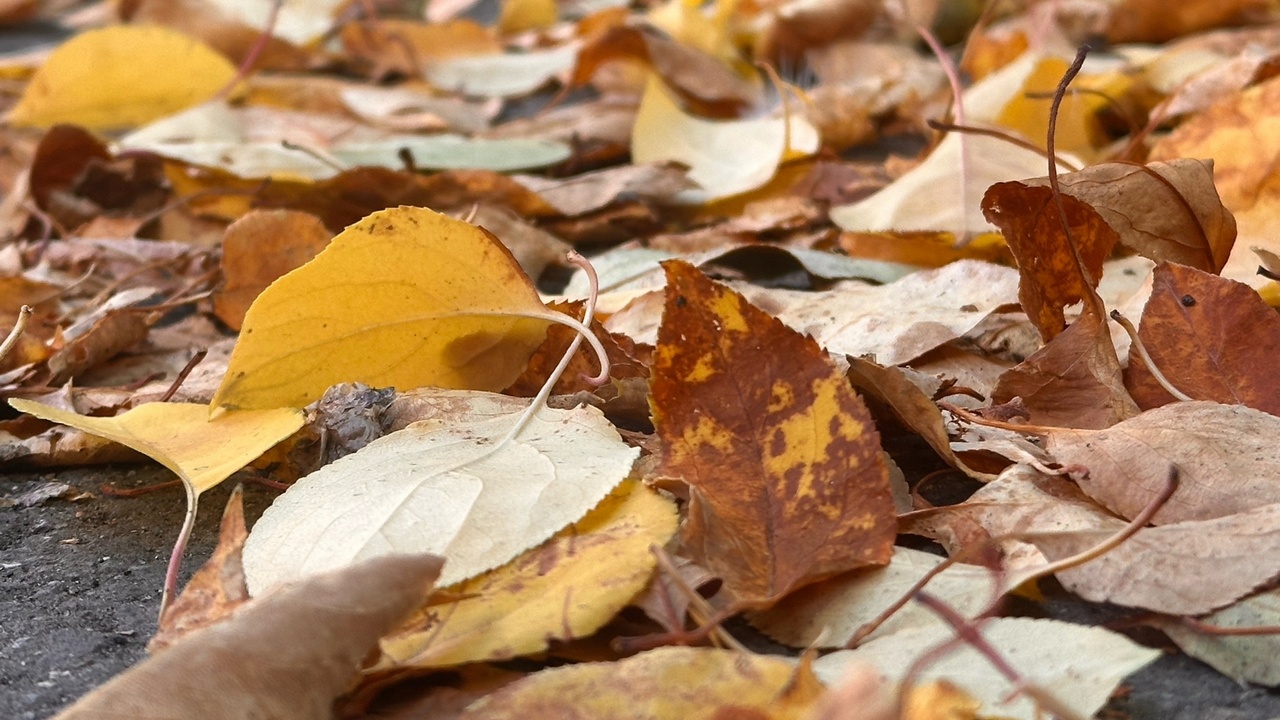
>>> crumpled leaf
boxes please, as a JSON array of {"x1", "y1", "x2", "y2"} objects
[
  {"x1": 751, "y1": 546, "x2": 995, "y2": 647},
  {"x1": 242, "y1": 396, "x2": 639, "y2": 593},
  {"x1": 8, "y1": 25, "x2": 237, "y2": 130},
  {"x1": 812, "y1": 617, "x2": 1159, "y2": 720},
  {"x1": 456, "y1": 646, "x2": 826, "y2": 720},
  {"x1": 51, "y1": 553, "x2": 443, "y2": 720},
  {"x1": 1126, "y1": 262, "x2": 1280, "y2": 414},
  {"x1": 652, "y1": 260, "x2": 895, "y2": 604},
  {"x1": 211, "y1": 206, "x2": 553, "y2": 411},
  {"x1": 1045, "y1": 401, "x2": 1280, "y2": 524},
  {"x1": 631, "y1": 78, "x2": 819, "y2": 202},
  {"x1": 8, "y1": 399, "x2": 304, "y2": 496},
  {"x1": 373, "y1": 479, "x2": 677, "y2": 670}
]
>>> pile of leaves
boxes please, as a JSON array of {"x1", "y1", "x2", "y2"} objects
[{"x1": 6, "y1": 0, "x2": 1280, "y2": 717}]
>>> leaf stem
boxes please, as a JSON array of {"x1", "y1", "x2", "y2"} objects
[
  {"x1": 1108, "y1": 310, "x2": 1194, "y2": 402},
  {"x1": 0, "y1": 305, "x2": 32, "y2": 365}
]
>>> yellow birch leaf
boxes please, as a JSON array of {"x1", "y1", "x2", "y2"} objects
[
  {"x1": 211, "y1": 206, "x2": 553, "y2": 411},
  {"x1": 375, "y1": 479, "x2": 677, "y2": 670},
  {"x1": 498, "y1": 0, "x2": 558, "y2": 34},
  {"x1": 8, "y1": 25, "x2": 238, "y2": 131},
  {"x1": 456, "y1": 646, "x2": 825, "y2": 720},
  {"x1": 7, "y1": 400, "x2": 303, "y2": 495}
]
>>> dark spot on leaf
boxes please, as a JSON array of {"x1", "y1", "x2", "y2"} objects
[
  {"x1": 675, "y1": 295, "x2": 687, "y2": 308},
  {"x1": 1181, "y1": 295, "x2": 1196, "y2": 307}
]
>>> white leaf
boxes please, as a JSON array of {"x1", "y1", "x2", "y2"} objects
[
  {"x1": 751, "y1": 546, "x2": 995, "y2": 647},
  {"x1": 243, "y1": 397, "x2": 638, "y2": 594},
  {"x1": 424, "y1": 44, "x2": 580, "y2": 98},
  {"x1": 813, "y1": 617, "x2": 1159, "y2": 720}
]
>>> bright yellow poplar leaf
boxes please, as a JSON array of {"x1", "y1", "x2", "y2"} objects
[
  {"x1": 8, "y1": 25, "x2": 238, "y2": 130},
  {"x1": 7, "y1": 400, "x2": 304, "y2": 495},
  {"x1": 211, "y1": 206, "x2": 553, "y2": 411},
  {"x1": 995, "y1": 56, "x2": 1111, "y2": 161},
  {"x1": 374, "y1": 480, "x2": 677, "y2": 670}
]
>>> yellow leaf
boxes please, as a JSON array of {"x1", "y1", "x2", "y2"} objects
[
  {"x1": 7, "y1": 400, "x2": 304, "y2": 495},
  {"x1": 375, "y1": 479, "x2": 678, "y2": 670},
  {"x1": 498, "y1": 0, "x2": 558, "y2": 34},
  {"x1": 994, "y1": 56, "x2": 1109, "y2": 161},
  {"x1": 8, "y1": 25, "x2": 238, "y2": 130},
  {"x1": 456, "y1": 646, "x2": 825, "y2": 720},
  {"x1": 632, "y1": 78, "x2": 819, "y2": 202},
  {"x1": 211, "y1": 206, "x2": 553, "y2": 411}
]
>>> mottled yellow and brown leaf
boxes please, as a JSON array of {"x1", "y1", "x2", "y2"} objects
[{"x1": 650, "y1": 260, "x2": 895, "y2": 605}]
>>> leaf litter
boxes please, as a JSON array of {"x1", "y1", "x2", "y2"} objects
[{"x1": 11, "y1": 0, "x2": 1280, "y2": 717}]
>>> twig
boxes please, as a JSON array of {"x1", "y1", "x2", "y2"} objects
[{"x1": 1108, "y1": 310, "x2": 1194, "y2": 402}]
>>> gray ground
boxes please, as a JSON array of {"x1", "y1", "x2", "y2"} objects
[{"x1": 4, "y1": 465, "x2": 1280, "y2": 719}]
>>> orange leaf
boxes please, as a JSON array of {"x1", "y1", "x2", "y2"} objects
[{"x1": 650, "y1": 260, "x2": 895, "y2": 605}]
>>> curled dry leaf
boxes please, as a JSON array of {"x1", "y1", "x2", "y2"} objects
[
  {"x1": 52, "y1": 553, "x2": 444, "y2": 720},
  {"x1": 981, "y1": 182, "x2": 1118, "y2": 340},
  {"x1": 991, "y1": 305, "x2": 1139, "y2": 430},
  {"x1": 372, "y1": 480, "x2": 677, "y2": 670},
  {"x1": 813, "y1": 617, "x2": 1159, "y2": 720},
  {"x1": 456, "y1": 646, "x2": 826, "y2": 720},
  {"x1": 242, "y1": 398, "x2": 639, "y2": 593},
  {"x1": 1126, "y1": 262, "x2": 1280, "y2": 414},
  {"x1": 651, "y1": 260, "x2": 895, "y2": 604},
  {"x1": 151, "y1": 486, "x2": 250, "y2": 652},
  {"x1": 211, "y1": 206, "x2": 553, "y2": 411},
  {"x1": 8, "y1": 25, "x2": 237, "y2": 130},
  {"x1": 1045, "y1": 401, "x2": 1280, "y2": 524}
]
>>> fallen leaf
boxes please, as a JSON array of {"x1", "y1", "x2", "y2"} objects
[
  {"x1": 1126, "y1": 262, "x2": 1280, "y2": 414},
  {"x1": 751, "y1": 546, "x2": 995, "y2": 647},
  {"x1": 424, "y1": 44, "x2": 579, "y2": 98},
  {"x1": 212, "y1": 209, "x2": 332, "y2": 331},
  {"x1": 991, "y1": 306, "x2": 1140, "y2": 429},
  {"x1": 8, "y1": 399, "x2": 304, "y2": 496},
  {"x1": 1045, "y1": 401, "x2": 1280, "y2": 524},
  {"x1": 652, "y1": 260, "x2": 895, "y2": 604},
  {"x1": 981, "y1": 181, "x2": 1118, "y2": 340},
  {"x1": 631, "y1": 78, "x2": 819, "y2": 202},
  {"x1": 51, "y1": 553, "x2": 444, "y2": 720},
  {"x1": 8, "y1": 25, "x2": 238, "y2": 130},
  {"x1": 151, "y1": 486, "x2": 251, "y2": 652},
  {"x1": 456, "y1": 646, "x2": 826, "y2": 720},
  {"x1": 211, "y1": 206, "x2": 554, "y2": 411},
  {"x1": 813, "y1": 617, "x2": 1159, "y2": 720},
  {"x1": 242, "y1": 396, "x2": 639, "y2": 593},
  {"x1": 373, "y1": 479, "x2": 677, "y2": 669},
  {"x1": 1157, "y1": 588, "x2": 1280, "y2": 686}
]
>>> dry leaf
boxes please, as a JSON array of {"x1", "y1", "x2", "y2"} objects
[
  {"x1": 212, "y1": 206, "x2": 554, "y2": 411},
  {"x1": 8, "y1": 25, "x2": 237, "y2": 130},
  {"x1": 373, "y1": 480, "x2": 677, "y2": 669},
  {"x1": 1126, "y1": 262, "x2": 1280, "y2": 414},
  {"x1": 813, "y1": 617, "x2": 1159, "y2": 720},
  {"x1": 652, "y1": 260, "x2": 895, "y2": 604},
  {"x1": 1045, "y1": 401, "x2": 1280, "y2": 524},
  {"x1": 456, "y1": 646, "x2": 826, "y2": 720},
  {"x1": 1157, "y1": 588, "x2": 1280, "y2": 686},
  {"x1": 51, "y1": 553, "x2": 444, "y2": 720},
  {"x1": 242, "y1": 396, "x2": 638, "y2": 592},
  {"x1": 212, "y1": 209, "x2": 332, "y2": 331}
]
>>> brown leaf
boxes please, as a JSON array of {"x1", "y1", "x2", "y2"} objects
[
  {"x1": 213, "y1": 209, "x2": 332, "y2": 330},
  {"x1": 992, "y1": 306, "x2": 1139, "y2": 429},
  {"x1": 982, "y1": 182, "x2": 1118, "y2": 340},
  {"x1": 651, "y1": 260, "x2": 895, "y2": 604},
  {"x1": 52, "y1": 553, "x2": 444, "y2": 720},
  {"x1": 1126, "y1": 262, "x2": 1280, "y2": 414},
  {"x1": 1045, "y1": 401, "x2": 1280, "y2": 524},
  {"x1": 505, "y1": 300, "x2": 648, "y2": 397},
  {"x1": 150, "y1": 485, "x2": 251, "y2": 652},
  {"x1": 1031, "y1": 160, "x2": 1237, "y2": 273}
]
